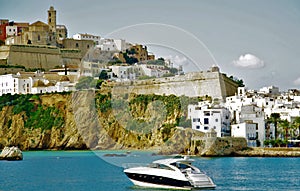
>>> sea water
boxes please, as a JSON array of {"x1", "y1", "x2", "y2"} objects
[{"x1": 0, "y1": 151, "x2": 299, "y2": 191}]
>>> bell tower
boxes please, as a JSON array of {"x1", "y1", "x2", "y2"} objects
[{"x1": 48, "y1": 6, "x2": 56, "y2": 33}]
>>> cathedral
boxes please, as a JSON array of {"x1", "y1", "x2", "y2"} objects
[{"x1": 5, "y1": 6, "x2": 67, "y2": 46}]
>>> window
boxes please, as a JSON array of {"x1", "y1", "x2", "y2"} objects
[
  {"x1": 204, "y1": 126, "x2": 209, "y2": 130},
  {"x1": 37, "y1": 35, "x2": 41, "y2": 41},
  {"x1": 76, "y1": 43, "x2": 79, "y2": 48},
  {"x1": 215, "y1": 118, "x2": 218, "y2": 122},
  {"x1": 87, "y1": 45, "x2": 90, "y2": 48},
  {"x1": 193, "y1": 118, "x2": 200, "y2": 122},
  {"x1": 196, "y1": 126, "x2": 200, "y2": 130},
  {"x1": 204, "y1": 118, "x2": 209, "y2": 124}
]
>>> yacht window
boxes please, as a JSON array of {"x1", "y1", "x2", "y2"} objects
[
  {"x1": 150, "y1": 163, "x2": 174, "y2": 171},
  {"x1": 176, "y1": 163, "x2": 190, "y2": 170}
]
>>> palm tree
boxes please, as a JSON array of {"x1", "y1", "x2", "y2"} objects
[
  {"x1": 268, "y1": 113, "x2": 281, "y2": 139},
  {"x1": 278, "y1": 119, "x2": 290, "y2": 147},
  {"x1": 292, "y1": 117, "x2": 300, "y2": 139}
]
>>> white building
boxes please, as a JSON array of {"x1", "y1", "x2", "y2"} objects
[
  {"x1": 6, "y1": 25, "x2": 18, "y2": 37},
  {"x1": 108, "y1": 64, "x2": 171, "y2": 81},
  {"x1": 225, "y1": 87, "x2": 255, "y2": 113},
  {"x1": 0, "y1": 72, "x2": 76, "y2": 95},
  {"x1": 80, "y1": 61, "x2": 112, "y2": 78},
  {"x1": 231, "y1": 105, "x2": 266, "y2": 146},
  {"x1": 73, "y1": 33, "x2": 100, "y2": 45},
  {"x1": 109, "y1": 65, "x2": 142, "y2": 81},
  {"x1": 97, "y1": 38, "x2": 118, "y2": 51},
  {"x1": 140, "y1": 64, "x2": 169, "y2": 78},
  {"x1": 258, "y1": 86, "x2": 280, "y2": 96},
  {"x1": 226, "y1": 85, "x2": 300, "y2": 145},
  {"x1": 0, "y1": 74, "x2": 30, "y2": 95},
  {"x1": 188, "y1": 102, "x2": 231, "y2": 137},
  {"x1": 114, "y1": 39, "x2": 128, "y2": 52},
  {"x1": 232, "y1": 122, "x2": 257, "y2": 147}
]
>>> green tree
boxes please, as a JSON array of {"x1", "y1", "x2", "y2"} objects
[
  {"x1": 169, "y1": 68, "x2": 178, "y2": 74},
  {"x1": 292, "y1": 117, "x2": 300, "y2": 139},
  {"x1": 268, "y1": 113, "x2": 281, "y2": 139},
  {"x1": 278, "y1": 119, "x2": 291, "y2": 146},
  {"x1": 126, "y1": 48, "x2": 136, "y2": 55},
  {"x1": 99, "y1": 70, "x2": 108, "y2": 80},
  {"x1": 229, "y1": 76, "x2": 245, "y2": 87},
  {"x1": 157, "y1": 57, "x2": 165, "y2": 61}
]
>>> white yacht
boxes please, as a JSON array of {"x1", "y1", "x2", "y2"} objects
[{"x1": 123, "y1": 155, "x2": 216, "y2": 190}]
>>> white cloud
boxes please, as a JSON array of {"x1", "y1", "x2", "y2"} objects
[
  {"x1": 233, "y1": 54, "x2": 265, "y2": 69},
  {"x1": 164, "y1": 55, "x2": 189, "y2": 66},
  {"x1": 293, "y1": 77, "x2": 300, "y2": 86}
]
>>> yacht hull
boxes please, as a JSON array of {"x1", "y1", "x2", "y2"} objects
[{"x1": 125, "y1": 172, "x2": 192, "y2": 190}]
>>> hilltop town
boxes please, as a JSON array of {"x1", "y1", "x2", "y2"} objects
[{"x1": 1, "y1": 6, "x2": 300, "y2": 152}]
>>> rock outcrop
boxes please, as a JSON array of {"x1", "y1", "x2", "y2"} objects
[
  {"x1": 0, "y1": 146, "x2": 23, "y2": 160},
  {"x1": 189, "y1": 129, "x2": 248, "y2": 156}
]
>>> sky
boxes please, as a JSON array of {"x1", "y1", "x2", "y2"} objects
[{"x1": 1, "y1": 0, "x2": 300, "y2": 91}]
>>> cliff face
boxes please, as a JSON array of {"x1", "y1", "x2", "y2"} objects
[
  {"x1": 0, "y1": 93, "x2": 87, "y2": 150},
  {"x1": 0, "y1": 91, "x2": 193, "y2": 151},
  {"x1": 0, "y1": 91, "x2": 247, "y2": 155}
]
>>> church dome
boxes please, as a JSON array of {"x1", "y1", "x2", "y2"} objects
[
  {"x1": 60, "y1": 76, "x2": 70, "y2": 82},
  {"x1": 32, "y1": 80, "x2": 46, "y2": 87}
]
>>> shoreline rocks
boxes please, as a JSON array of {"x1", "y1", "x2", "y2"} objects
[
  {"x1": 234, "y1": 147, "x2": 300, "y2": 157},
  {"x1": 0, "y1": 146, "x2": 23, "y2": 161}
]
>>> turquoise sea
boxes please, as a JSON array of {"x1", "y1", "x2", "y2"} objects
[{"x1": 0, "y1": 151, "x2": 299, "y2": 191}]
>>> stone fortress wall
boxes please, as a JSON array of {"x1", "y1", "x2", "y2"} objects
[
  {"x1": 111, "y1": 69, "x2": 239, "y2": 99},
  {"x1": 0, "y1": 45, "x2": 81, "y2": 71}
]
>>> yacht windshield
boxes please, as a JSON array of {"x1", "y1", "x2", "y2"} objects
[
  {"x1": 149, "y1": 163, "x2": 174, "y2": 171},
  {"x1": 171, "y1": 162, "x2": 200, "y2": 173}
]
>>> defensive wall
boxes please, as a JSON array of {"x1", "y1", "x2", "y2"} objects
[
  {"x1": 0, "y1": 45, "x2": 81, "y2": 71},
  {"x1": 110, "y1": 70, "x2": 239, "y2": 99}
]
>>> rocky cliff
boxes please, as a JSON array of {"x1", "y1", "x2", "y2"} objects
[
  {"x1": 0, "y1": 91, "x2": 190, "y2": 151},
  {"x1": 0, "y1": 91, "x2": 247, "y2": 156}
]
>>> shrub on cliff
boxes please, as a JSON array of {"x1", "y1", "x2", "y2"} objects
[{"x1": 25, "y1": 105, "x2": 64, "y2": 131}]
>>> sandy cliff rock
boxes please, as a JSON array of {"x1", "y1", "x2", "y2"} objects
[
  {"x1": 0, "y1": 91, "x2": 248, "y2": 156},
  {"x1": 0, "y1": 146, "x2": 23, "y2": 160}
]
